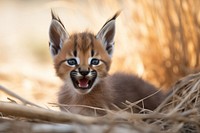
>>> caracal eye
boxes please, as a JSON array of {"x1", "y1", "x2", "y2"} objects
[
  {"x1": 90, "y1": 58, "x2": 100, "y2": 65},
  {"x1": 66, "y1": 58, "x2": 77, "y2": 66}
]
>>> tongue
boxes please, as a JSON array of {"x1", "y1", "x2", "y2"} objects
[{"x1": 78, "y1": 78, "x2": 89, "y2": 88}]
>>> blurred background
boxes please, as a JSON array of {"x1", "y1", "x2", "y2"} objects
[{"x1": 0, "y1": 0, "x2": 199, "y2": 108}]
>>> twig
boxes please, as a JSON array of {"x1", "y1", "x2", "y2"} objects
[
  {"x1": 0, "y1": 85, "x2": 42, "y2": 108},
  {"x1": 0, "y1": 102, "x2": 101, "y2": 124},
  {"x1": 49, "y1": 102, "x2": 113, "y2": 114},
  {"x1": 168, "y1": 79, "x2": 200, "y2": 115},
  {"x1": 0, "y1": 117, "x2": 137, "y2": 133},
  {"x1": 0, "y1": 101, "x2": 198, "y2": 128},
  {"x1": 120, "y1": 89, "x2": 163, "y2": 113}
]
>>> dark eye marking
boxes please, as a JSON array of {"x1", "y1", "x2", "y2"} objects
[
  {"x1": 73, "y1": 50, "x2": 77, "y2": 57},
  {"x1": 91, "y1": 49, "x2": 94, "y2": 57}
]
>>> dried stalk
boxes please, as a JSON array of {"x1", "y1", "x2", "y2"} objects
[
  {"x1": 1, "y1": 101, "x2": 198, "y2": 126},
  {"x1": 0, "y1": 85, "x2": 42, "y2": 108},
  {"x1": 0, "y1": 102, "x2": 100, "y2": 124}
]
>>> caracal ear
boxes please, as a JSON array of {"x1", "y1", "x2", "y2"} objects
[
  {"x1": 96, "y1": 11, "x2": 120, "y2": 57},
  {"x1": 49, "y1": 10, "x2": 69, "y2": 58}
]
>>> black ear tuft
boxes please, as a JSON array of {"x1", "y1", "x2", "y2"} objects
[
  {"x1": 99, "y1": 11, "x2": 121, "y2": 31},
  {"x1": 51, "y1": 10, "x2": 66, "y2": 30},
  {"x1": 51, "y1": 9, "x2": 57, "y2": 20},
  {"x1": 112, "y1": 10, "x2": 121, "y2": 20}
]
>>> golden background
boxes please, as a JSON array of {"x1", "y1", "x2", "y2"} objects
[{"x1": 0, "y1": 0, "x2": 199, "y2": 108}]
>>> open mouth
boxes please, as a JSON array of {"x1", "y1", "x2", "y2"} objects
[{"x1": 70, "y1": 71, "x2": 97, "y2": 90}]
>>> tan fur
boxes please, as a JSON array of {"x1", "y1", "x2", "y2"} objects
[
  {"x1": 49, "y1": 12, "x2": 166, "y2": 116},
  {"x1": 58, "y1": 72, "x2": 166, "y2": 116},
  {"x1": 58, "y1": 78, "x2": 113, "y2": 116}
]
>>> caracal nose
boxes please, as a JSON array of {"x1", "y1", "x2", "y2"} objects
[
  {"x1": 78, "y1": 67, "x2": 90, "y2": 76},
  {"x1": 79, "y1": 70, "x2": 89, "y2": 76}
]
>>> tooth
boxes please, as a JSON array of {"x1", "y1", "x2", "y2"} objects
[{"x1": 78, "y1": 84, "x2": 89, "y2": 88}]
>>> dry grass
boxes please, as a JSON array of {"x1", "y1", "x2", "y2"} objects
[
  {"x1": 0, "y1": 0, "x2": 199, "y2": 104},
  {"x1": 133, "y1": 0, "x2": 200, "y2": 89},
  {"x1": 1, "y1": 72, "x2": 200, "y2": 132}
]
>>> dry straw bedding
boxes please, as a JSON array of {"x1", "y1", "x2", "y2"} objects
[{"x1": 0, "y1": 72, "x2": 200, "y2": 133}]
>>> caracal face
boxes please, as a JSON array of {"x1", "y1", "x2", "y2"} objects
[{"x1": 49, "y1": 11, "x2": 119, "y2": 94}]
